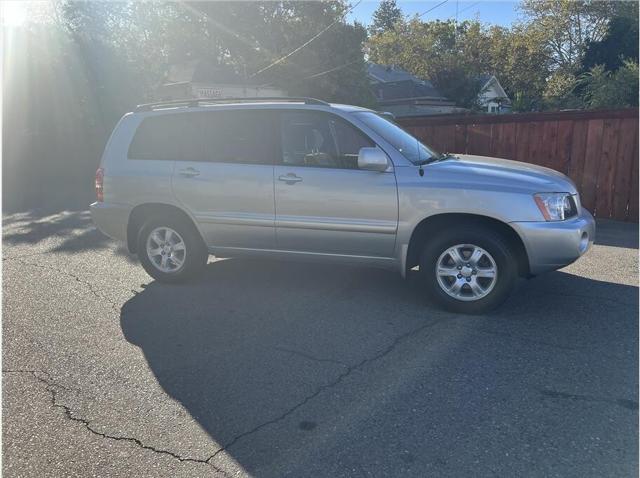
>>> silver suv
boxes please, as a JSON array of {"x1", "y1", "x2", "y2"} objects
[{"x1": 91, "y1": 97, "x2": 595, "y2": 314}]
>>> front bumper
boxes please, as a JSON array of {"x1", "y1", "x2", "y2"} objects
[
  {"x1": 511, "y1": 207, "x2": 596, "y2": 275},
  {"x1": 90, "y1": 201, "x2": 131, "y2": 243}
]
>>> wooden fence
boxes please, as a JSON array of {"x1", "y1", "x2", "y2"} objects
[{"x1": 398, "y1": 108, "x2": 639, "y2": 222}]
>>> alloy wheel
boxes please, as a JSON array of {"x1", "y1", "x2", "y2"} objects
[
  {"x1": 146, "y1": 227, "x2": 186, "y2": 273},
  {"x1": 435, "y1": 244, "x2": 498, "y2": 302}
]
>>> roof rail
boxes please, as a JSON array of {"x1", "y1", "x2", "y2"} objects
[{"x1": 135, "y1": 97, "x2": 330, "y2": 112}]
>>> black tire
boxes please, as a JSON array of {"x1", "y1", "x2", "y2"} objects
[
  {"x1": 136, "y1": 214, "x2": 208, "y2": 283},
  {"x1": 419, "y1": 225, "x2": 517, "y2": 314}
]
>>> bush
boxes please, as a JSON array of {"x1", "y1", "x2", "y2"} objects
[{"x1": 580, "y1": 60, "x2": 639, "y2": 109}]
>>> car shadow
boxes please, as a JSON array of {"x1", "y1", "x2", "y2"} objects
[
  {"x1": 594, "y1": 219, "x2": 639, "y2": 249},
  {"x1": 120, "y1": 258, "x2": 638, "y2": 476}
]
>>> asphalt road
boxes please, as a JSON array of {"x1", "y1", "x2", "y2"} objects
[{"x1": 3, "y1": 210, "x2": 638, "y2": 477}]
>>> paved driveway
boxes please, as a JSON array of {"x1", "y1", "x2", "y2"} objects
[{"x1": 3, "y1": 211, "x2": 638, "y2": 477}]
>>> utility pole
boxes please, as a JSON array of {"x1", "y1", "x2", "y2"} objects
[{"x1": 455, "y1": 0, "x2": 459, "y2": 44}]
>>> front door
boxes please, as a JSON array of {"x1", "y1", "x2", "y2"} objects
[
  {"x1": 170, "y1": 109, "x2": 278, "y2": 249},
  {"x1": 274, "y1": 111, "x2": 398, "y2": 258}
]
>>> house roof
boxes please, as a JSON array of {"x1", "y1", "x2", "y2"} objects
[
  {"x1": 367, "y1": 63, "x2": 448, "y2": 102},
  {"x1": 375, "y1": 80, "x2": 452, "y2": 103},
  {"x1": 476, "y1": 74, "x2": 511, "y2": 103},
  {"x1": 367, "y1": 63, "x2": 419, "y2": 83}
]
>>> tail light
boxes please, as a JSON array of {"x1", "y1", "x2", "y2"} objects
[{"x1": 95, "y1": 168, "x2": 104, "y2": 202}]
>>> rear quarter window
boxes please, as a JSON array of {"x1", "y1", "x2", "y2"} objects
[
  {"x1": 127, "y1": 110, "x2": 278, "y2": 164},
  {"x1": 128, "y1": 113, "x2": 202, "y2": 161}
]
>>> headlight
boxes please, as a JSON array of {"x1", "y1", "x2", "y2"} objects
[{"x1": 534, "y1": 193, "x2": 576, "y2": 221}]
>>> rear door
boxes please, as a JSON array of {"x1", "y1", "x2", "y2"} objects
[
  {"x1": 169, "y1": 109, "x2": 278, "y2": 249},
  {"x1": 274, "y1": 111, "x2": 398, "y2": 257}
]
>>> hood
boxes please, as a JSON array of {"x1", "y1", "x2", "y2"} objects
[{"x1": 432, "y1": 154, "x2": 578, "y2": 194}]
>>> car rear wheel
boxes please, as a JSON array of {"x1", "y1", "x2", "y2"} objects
[
  {"x1": 419, "y1": 226, "x2": 517, "y2": 314},
  {"x1": 137, "y1": 215, "x2": 207, "y2": 283}
]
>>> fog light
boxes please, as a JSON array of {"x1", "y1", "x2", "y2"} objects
[{"x1": 579, "y1": 232, "x2": 589, "y2": 253}]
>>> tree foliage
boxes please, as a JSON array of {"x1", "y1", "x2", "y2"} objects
[
  {"x1": 581, "y1": 1, "x2": 639, "y2": 72},
  {"x1": 368, "y1": 0, "x2": 638, "y2": 112},
  {"x1": 519, "y1": 0, "x2": 616, "y2": 72},
  {"x1": 579, "y1": 60, "x2": 639, "y2": 110},
  {"x1": 369, "y1": 0, "x2": 403, "y2": 35},
  {"x1": 368, "y1": 18, "x2": 550, "y2": 110},
  {"x1": 3, "y1": 0, "x2": 374, "y2": 212},
  {"x1": 53, "y1": 1, "x2": 374, "y2": 105}
]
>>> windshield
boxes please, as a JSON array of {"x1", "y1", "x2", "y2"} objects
[{"x1": 353, "y1": 111, "x2": 441, "y2": 164}]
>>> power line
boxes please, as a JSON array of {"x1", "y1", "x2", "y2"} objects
[
  {"x1": 418, "y1": 0, "x2": 449, "y2": 18},
  {"x1": 258, "y1": 59, "x2": 361, "y2": 88},
  {"x1": 249, "y1": 0, "x2": 363, "y2": 79},
  {"x1": 303, "y1": 59, "x2": 361, "y2": 80},
  {"x1": 458, "y1": 2, "x2": 481, "y2": 15}
]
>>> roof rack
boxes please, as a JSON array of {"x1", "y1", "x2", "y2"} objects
[{"x1": 135, "y1": 97, "x2": 330, "y2": 112}]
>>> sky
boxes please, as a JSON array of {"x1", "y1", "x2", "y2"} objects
[
  {"x1": 0, "y1": 0, "x2": 522, "y2": 29},
  {"x1": 347, "y1": 1, "x2": 522, "y2": 28}
]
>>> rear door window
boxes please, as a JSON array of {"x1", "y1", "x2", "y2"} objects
[{"x1": 202, "y1": 110, "x2": 278, "y2": 165}]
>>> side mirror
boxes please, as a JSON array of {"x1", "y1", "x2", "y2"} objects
[{"x1": 358, "y1": 147, "x2": 389, "y2": 172}]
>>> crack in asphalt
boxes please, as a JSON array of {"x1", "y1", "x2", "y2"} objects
[
  {"x1": 2, "y1": 251, "x2": 47, "y2": 262},
  {"x1": 5, "y1": 257, "x2": 446, "y2": 471},
  {"x1": 207, "y1": 317, "x2": 446, "y2": 462},
  {"x1": 3, "y1": 317, "x2": 445, "y2": 473},
  {"x1": 273, "y1": 346, "x2": 350, "y2": 368},
  {"x1": 539, "y1": 388, "x2": 639, "y2": 411},
  {"x1": 4, "y1": 258, "x2": 121, "y2": 315},
  {"x1": 3, "y1": 369, "x2": 229, "y2": 476}
]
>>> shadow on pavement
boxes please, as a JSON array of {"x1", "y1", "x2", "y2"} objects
[
  {"x1": 594, "y1": 219, "x2": 639, "y2": 249},
  {"x1": 2, "y1": 209, "x2": 134, "y2": 259},
  {"x1": 120, "y1": 258, "x2": 638, "y2": 477}
]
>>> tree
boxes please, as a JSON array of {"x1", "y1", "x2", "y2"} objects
[
  {"x1": 579, "y1": 61, "x2": 639, "y2": 109},
  {"x1": 541, "y1": 70, "x2": 583, "y2": 110},
  {"x1": 519, "y1": 0, "x2": 617, "y2": 72},
  {"x1": 163, "y1": 2, "x2": 374, "y2": 105},
  {"x1": 581, "y1": 1, "x2": 639, "y2": 72},
  {"x1": 368, "y1": 18, "x2": 549, "y2": 110},
  {"x1": 369, "y1": 0, "x2": 403, "y2": 35},
  {"x1": 486, "y1": 25, "x2": 550, "y2": 111},
  {"x1": 368, "y1": 19, "x2": 484, "y2": 108},
  {"x1": 3, "y1": 1, "x2": 375, "y2": 212}
]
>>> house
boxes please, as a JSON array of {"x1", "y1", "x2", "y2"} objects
[
  {"x1": 367, "y1": 63, "x2": 464, "y2": 117},
  {"x1": 367, "y1": 63, "x2": 512, "y2": 116},
  {"x1": 476, "y1": 74, "x2": 511, "y2": 113},
  {"x1": 157, "y1": 60, "x2": 286, "y2": 100}
]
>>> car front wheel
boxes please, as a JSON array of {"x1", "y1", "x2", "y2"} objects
[{"x1": 419, "y1": 226, "x2": 517, "y2": 314}]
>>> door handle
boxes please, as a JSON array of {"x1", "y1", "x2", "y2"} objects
[
  {"x1": 278, "y1": 173, "x2": 303, "y2": 184},
  {"x1": 178, "y1": 167, "x2": 200, "y2": 178}
]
